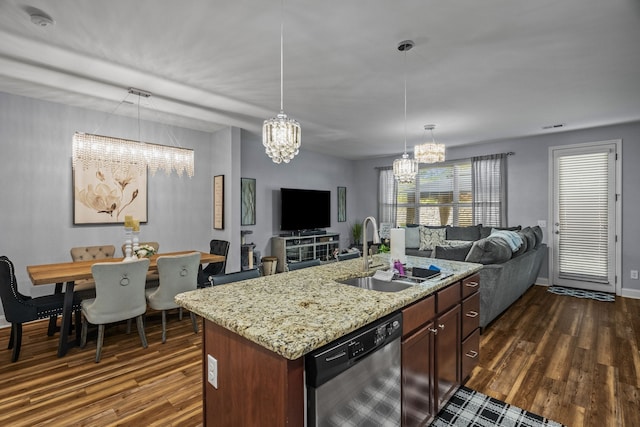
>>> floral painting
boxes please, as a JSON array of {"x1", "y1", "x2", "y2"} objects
[{"x1": 73, "y1": 164, "x2": 147, "y2": 225}]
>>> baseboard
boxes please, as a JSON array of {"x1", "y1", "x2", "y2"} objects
[
  {"x1": 620, "y1": 288, "x2": 640, "y2": 299},
  {"x1": 534, "y1": 276, "x2": 549, "y2": 286}
]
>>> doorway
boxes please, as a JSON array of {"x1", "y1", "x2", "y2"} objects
[{"x1": 549, "y1": 140, "x2": 621, "y2": 294}]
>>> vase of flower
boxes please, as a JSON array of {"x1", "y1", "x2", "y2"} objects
[{"x1": 134, "y1": 244, "x2": 156, "y2": 259}]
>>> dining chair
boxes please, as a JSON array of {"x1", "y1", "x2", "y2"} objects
[
  {"x1": 210, "y1": 268, "x2": 260, "y2": 286},
  {"x1": 0, "y1": 256, "x2": 82, "y2": 362},
  {"x1": 80, "y1": 258, "x2": 150, "y2": 362},
  {"x1": 337, "y1": 251, "x2": 361, "y2": 261},
  {"x1": 287, "y1": 259, "x2": 321, "y2": 271},
  {"x1": 202, "y1": 240, "x2": 229, "y2": 276},
  {"x1": 146, "y1": 252, "x2": 200, "y2": 343},
  {"x1": 69, "y1": 245, "x2": 117, "y2": 293}
]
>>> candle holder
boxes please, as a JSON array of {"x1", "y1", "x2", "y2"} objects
[
  {"x1": 132, "y1": 231, "x2": 140, "y2": 255},
  {"x1": 123, "y1": 226, "x2": 135, "y2": 262}
]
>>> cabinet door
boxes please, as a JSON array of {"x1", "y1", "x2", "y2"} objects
[
  {"x1": 435, "y1": 304, "x2": 461, "y2": 411},
  {"x1": 402, "y1": 322, "x2": 435, "y2": 427}
]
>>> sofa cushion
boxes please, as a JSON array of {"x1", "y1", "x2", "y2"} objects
[
  {"x1": 419, "y1": 226, "x2": 446, "y2": 251},
  {"x1": 531, "y1": 225, "x2": 543, "y2": 248},
  {"x1": 520, "y1": 227, "x2": 536, "y2": 250},
  {"x1": 512, "y1": 231, "x2": 528, "y2": 257},
  {"x1": 434, "y1": 242, "x2": 473, "y2": 261},
  {"x1": 446, "y1": 224, "x2": 481, "y2": 241},
  {"x1": 405, "y1": 226, "x2": 421, "y2": 249},
  {"x1": 465, "y1": 236, "x2": 512, "y2": 264},
  {"x1": 480, "y1": 225, "x2": 522, "y2": 239}
]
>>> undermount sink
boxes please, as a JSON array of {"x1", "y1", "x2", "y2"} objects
[{"x1": 338, "y1": 276, "x2": 414, "y2": 293}]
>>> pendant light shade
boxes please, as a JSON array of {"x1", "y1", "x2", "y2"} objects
[
  {"x1": 414, "y1": 124, "x2": 445, "y2": 163},
  {"x1": 393, "y1": 40, "x2": 418, "y2": 183},
  {"x1": 263, "y1": 0, "x2": 301, "y2": 164}
]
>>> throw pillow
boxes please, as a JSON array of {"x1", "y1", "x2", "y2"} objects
[
  {"x1": 465, "y1": 236, "x2": 512, "y2": 264},
  {"x1": 405, "y1": 226, "x2": 420, "y2": 249},
  {"x1": 512, "y1": 231, "x2": 528, "y2": 257},
  {"x1": 480, "y1": 225, "x2": 522, "y2": 239},
  {"x1": 434, "y1": 242, "x2": 473, "y2": 261},
  {"x1": 531, "y1": 225, "x2": 543, "y2": 248},
  {"x1": 489, "y1": 229, "x2": 523, "y2": 252},
  {"x1": 446, "y1": 224, "x2": 481, "y2": 241},
  {"x1": 419, "y1": 226, "x2": 446, "y2": 251},
  {"x1": 520, "y1": 227, "x2": 536, "y2": 250}
]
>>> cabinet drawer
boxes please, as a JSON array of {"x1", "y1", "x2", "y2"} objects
[
  {"x1": 402, "y1": 295, "x2": 435, "y2": 336},
  {"x1": 461, "y1": 274, "x2": 480, "y2": 299},
  {"x1": 437, "y1": 282, "x2": 461, "y2": 313},
  {"x1": 462, "y1": 292, "x2": 480, "y2": 338},
  {"x1": 461, "y1": 328, "x2": 480, "y2": 381}
]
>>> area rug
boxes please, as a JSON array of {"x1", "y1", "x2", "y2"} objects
[
  {"x1": 547, "y1": 285, "x2": 615, "y2": 302},
  {"x1": 430, "y1": 386, "x2": 565, "y2": 427}
]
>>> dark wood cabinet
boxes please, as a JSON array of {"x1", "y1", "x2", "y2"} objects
[{"x1": 401, "y1": 273, "x2": 480, "y2": 426}]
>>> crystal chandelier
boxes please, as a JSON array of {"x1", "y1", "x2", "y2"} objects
[
  {"x1": 72, "y1": 132, "x2": 194, "y2": 178},
  {"x1": 393, "y1": 40, "x2": 418, "y2": 184},
  {"x1": 415, "y1": 124, "x2": 445, "y2": 163},
  {"x1": 263, "y1": 0, "x2": 301, "y2": 164},
  {"x1": 72, "y1": 88, "x2": 194, "y2": 178}
]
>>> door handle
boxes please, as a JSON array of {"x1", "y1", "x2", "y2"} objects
[
  {"x1": 466, "y1": 311, "x2": 478, "y2": 318},
  {"x1": 438, "y1": 324, "x2": 445, "y2": 330},
  {"x1": 428, "y1": 328, "x2": 438, "y2": 335},
  {"x1": 465, "y1": 350, "x2": 478, "y2": 359}
]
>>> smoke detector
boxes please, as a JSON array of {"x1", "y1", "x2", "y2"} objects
[{"x1": 30, "y1": 12, "x2": 54, "y2": 27}]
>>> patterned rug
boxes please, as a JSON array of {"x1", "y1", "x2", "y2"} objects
[
  {"x1": 430, "y1": 386, "x2": 565, "y2": 427},
  {"x1": 547, "y1": 285, "x2": 615, "y2": 302}
]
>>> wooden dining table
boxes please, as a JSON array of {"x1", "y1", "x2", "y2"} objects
[{"x1": 27, "y1": 251, "x2": 225, "y2": 357}]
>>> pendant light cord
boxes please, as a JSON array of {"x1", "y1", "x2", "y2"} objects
[
  {"x1": 403, "y1": 48, "x2": 408, "y2": 154},
  {"x1": 280, "y1": 0, "x2": 284, "y2": 113}
]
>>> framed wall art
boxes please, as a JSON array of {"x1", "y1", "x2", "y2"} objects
[
  {"x1": 73, "y1": 164, "x2": 148, "y2": 225},
  {"x1": 241, "y1": 177, "x2": 256, "y2": 225},
  {"x1": 213, "y1": 174, "x2": 224, "y2": 230},
  {"x1": 337, "y1": 186, "x2": 347, "y2": 222}
]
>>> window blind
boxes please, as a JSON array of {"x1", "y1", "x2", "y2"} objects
[{"x1": 557, "y1": 151, "x2": 610, "y2": 282}]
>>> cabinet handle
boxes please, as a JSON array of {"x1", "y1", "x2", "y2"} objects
[
  {"x1": 428, "y1": 328, "x2": 438, "y2": 335},
  {"x1": 465, "y1": 350, "x2": 478, "y2": 359},
  {"x1": 438, "y1": 324, "x2": 445, "y2": 330},
  {"x1": 465, "y1": 281, "x2": 479, "y2": 288},
  {"x1": 466, "y1": 311, "x2": 479, "y2": 318}
]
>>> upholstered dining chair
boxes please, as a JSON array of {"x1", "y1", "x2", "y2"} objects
[
  {"x1": 0, "y1": 256, "x2": 82, "y2": 362},
  {"x1": 210, "y1": 268, "x2": 260, "y2": 286},
  {"x1": 287, "y1": 259, "x2": 321, "y2": 271},
  {"x1": 69, "y1": 245, "x2": 117, "y2": 293},
  {"x1": 146, "y1": 252, "x2": 200, "y2": 343},
  {"x1": 80, "y1": 258, "x2": 150, "y2": 362}
]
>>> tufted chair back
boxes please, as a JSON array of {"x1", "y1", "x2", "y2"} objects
[{"x1": 70, "y1": 245, "x2": 116, "y2": 262}]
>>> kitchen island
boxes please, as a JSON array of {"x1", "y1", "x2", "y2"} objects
[{"x1": 176, "y1": 254, "x2": 482, "y2": 426}]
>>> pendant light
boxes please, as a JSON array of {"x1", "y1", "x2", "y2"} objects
[
  {"x1": 393, "y1": 40, "x2": 418, "y2": 183},
  {"x1": 415, "y1": 124, "x2": 445, "y2": 163},
  {"x1": 262, "y1": 0, "x2": 301, "y2": 164}
]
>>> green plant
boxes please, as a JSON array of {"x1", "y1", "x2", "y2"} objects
[{"x1": 350, "y1": 220, "x2": 363, "y2": 245}]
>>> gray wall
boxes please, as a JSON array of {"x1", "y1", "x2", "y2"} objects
[
  {"x1": 352, "y1": 121, "x2": 640, "y2": 295},
  {"x1": 240, "y1": 130, "x2": 357, "y2": 258},
  {"x1": 0, "y1": 92, "x2": 242, "y2": 314}
]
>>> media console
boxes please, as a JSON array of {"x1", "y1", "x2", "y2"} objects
[{"x1": 271, "y1": 232, "x2": 340, "y2": 273}]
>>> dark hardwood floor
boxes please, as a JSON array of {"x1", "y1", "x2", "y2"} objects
[{"x1": 0, "y1": 285, "x2": 638, "y2": 426}]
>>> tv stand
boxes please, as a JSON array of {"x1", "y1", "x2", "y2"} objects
[{"x1": 271, "y1": 232, "x2": 340, "y2": 273}]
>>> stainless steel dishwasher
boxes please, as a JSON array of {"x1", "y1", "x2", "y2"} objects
[{"x1": 306, "y1": 312, "x2": 403, "y2": 427}]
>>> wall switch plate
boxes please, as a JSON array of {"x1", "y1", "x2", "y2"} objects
[
  {"x1": 631, "y1": 270, "x2": 639, "y2": 280},
  {"x1": 207, "y1": 354, "x2": 218, "y2": 389},
  {"x1": 537, "y1": 220, "x2": 547, "y2": 228}
]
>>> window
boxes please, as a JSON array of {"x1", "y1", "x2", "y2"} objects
[
  {"x1": 381, "y1": 160, "x2": 472, "y2": 227},
  {"x1": 379, "y1": 155, "x2": 506, "y2": 228}
]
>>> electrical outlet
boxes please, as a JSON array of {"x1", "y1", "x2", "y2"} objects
[
  {"x1": 631, "y1": 270, "x2": 639, "y2": 280},
  {"x1": 207, "y1": 354, "x2": 218, "y2": 389}
]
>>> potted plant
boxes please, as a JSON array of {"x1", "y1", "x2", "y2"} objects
[{"x1": 350, "y1": 220, "x2": 363, "y2": 247}]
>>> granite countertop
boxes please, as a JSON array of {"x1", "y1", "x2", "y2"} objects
[{"x1": 175, "y1": 254, "x2": 482, "y2": 360}]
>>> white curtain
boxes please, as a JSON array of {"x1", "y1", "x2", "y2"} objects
[
  {"x1": 378, "y1": 168, "x2": 397, "y2": 226},
  {"x1": 472, "y1": 153, "x2": 507, "y2": 227}
]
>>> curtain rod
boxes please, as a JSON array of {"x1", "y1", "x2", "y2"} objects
[{"x1": 375, "y1": 151, "x2": 514, "y2": 169}]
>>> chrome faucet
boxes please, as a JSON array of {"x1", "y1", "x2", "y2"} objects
[{"x1": 362, "y1": 216, "x2": 381, "y2": 272}]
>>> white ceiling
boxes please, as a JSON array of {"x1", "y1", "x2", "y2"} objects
[{"x1": 1, "y1": 0, "x2": 639, "y2": 160}]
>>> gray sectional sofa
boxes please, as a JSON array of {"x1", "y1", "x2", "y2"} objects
[{"x1": 402, "y1": 224, "x2": 547, "y2": 329}]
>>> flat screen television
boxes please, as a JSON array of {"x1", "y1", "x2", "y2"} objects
[{"x1": 280, "y1": 188, "x2": 331, "y2": 231}]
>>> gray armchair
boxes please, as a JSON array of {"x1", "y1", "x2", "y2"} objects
[
  {"x1": 146, "y1": 252, "x2": 200, "y2": 343},
  {"x1": 80, "y1": 258, "x2": 150, "y2": 362}
]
